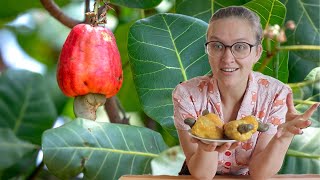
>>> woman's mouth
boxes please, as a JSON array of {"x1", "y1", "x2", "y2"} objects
[{"x1": 220, "y1": 68, "x2": 239, "y2": 72}]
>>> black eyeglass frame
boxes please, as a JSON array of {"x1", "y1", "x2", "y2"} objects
[{"x1": 204, "y1": 41, "x2": 259, "y2": 59}]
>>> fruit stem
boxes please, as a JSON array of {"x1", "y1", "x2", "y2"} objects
[{"x1": 73, "y1": 93, "x2": 106, "y2": 120}]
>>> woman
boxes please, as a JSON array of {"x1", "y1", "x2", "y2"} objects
[{"x1": 172, "y1": 6, "x2": 319, "y2": 180}]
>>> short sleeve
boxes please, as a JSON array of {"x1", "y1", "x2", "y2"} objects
[
  {"x1": 263, "y1": 85, "x2": 292, "y2": 135},
  {"x1": 172, "y1": 83, "x2": 197, "y2": 130}
]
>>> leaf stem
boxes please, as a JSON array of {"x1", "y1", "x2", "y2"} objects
[
  {"x1": 278, "y1": 45, "x2": 320, "y2": 51},
  {"x1": 287, "y1": 149, "x2": 320, "y2": 159},
  {"x1": 293, "y1": 99, "x2": 318, "y2": 105},
  {"x1": 288, "y1": 78, "x2": 320, "y2": 89}
]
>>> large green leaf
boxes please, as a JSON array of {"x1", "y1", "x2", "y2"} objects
[
  {"x1": 280, "y1": 127, "x2": 320, "y2": 174},
  {"x1": 281, "y1": 0, "x2": 320, "y2": 62},
  {"x1": 128, "y1": 13, "x2": 210, "y2": 139},
  {"x1": 175, "y1": 0, "x2": 250, "y2": 23},
  {"x1": 110, "y1": 0, "x2": 162, "y2": 9},
  {"x1": 288, "y1": 53, "x2": 319, "y2": 83},
  {"x1": 245, "y1": 0, "x2": 288, "y2": 82},
  {"x1": 0, "y1": 150, "x2": 39, "y2": 180},
  {"x1": 42, "y1": 118, "x2": 168, "y2": 180},
  {"x1": 0, "y1": 69, "x2": 57, "y2": 145},
  {"x1": 0, "y1": 128, "x2": 38, "y2": 170}
]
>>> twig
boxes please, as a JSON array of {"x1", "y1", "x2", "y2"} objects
[
  {"x1": 40, "y1": 0, "x2": 82, "y2": 28},
  {"x1": 26, "y1": 161, "x2": 45, "y2": 180}
]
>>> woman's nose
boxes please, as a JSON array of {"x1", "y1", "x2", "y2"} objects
[{"x1": 221, "y1": 47, "x2": 235, "y2": 62}]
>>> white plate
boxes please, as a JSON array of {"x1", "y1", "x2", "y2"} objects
[{"x1": 188, "y1": 130, "x2": 237, "y2": 145}]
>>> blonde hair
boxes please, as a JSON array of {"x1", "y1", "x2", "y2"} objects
[{"x1": 207, "y1": 6, "x2": 263, "y2": 44}]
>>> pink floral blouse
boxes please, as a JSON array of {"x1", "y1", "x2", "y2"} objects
[{"x1": 172, "y1": 72, "x2": 291, "y2": 175}]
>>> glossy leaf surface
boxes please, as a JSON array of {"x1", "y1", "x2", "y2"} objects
[
  {"x1": 281, "y1": 0, "x2": 320, "y2": 62},
  {"x1": 175, "y1": 0, "x2": 250, "y2": 23},
  {"x1": 42, "y1": 119, "x2": 168, "y2": 180},
  {"x1": 0, "y1": 128, "x2": 38, "y2": 170},
  {"x1": 128, "y1": 13, "x2": 210, "y2": 139},
  {"x1": 0, "y1": 69, "x2": 57, "y2": 145}
]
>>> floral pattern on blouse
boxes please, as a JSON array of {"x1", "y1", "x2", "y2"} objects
[{"x1": 172, "y1": 71, "x2": 291, "y2": 175}]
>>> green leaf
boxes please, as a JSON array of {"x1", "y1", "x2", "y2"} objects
[
  {"x1": 280, "y1": 127, "x2": 320, "y2": 174},
  {"x1": 245, "y1": 0, "x2": 288, "y2": 82},
  {"x1": 288, "y1": 53, "x2": 319, "y2": 83},
  {"x1": 128, "y1": 13, "x2": 210, "y2": 139},
  {"x1": 281, "y1": 0, "x2": 320, "y2": 62},
  {"x1": 110, "y1": 0, "x2": 162, "y2": 9},
  {"x1": 0, "y1": 69, "x2": 57, "y2": 145},
  {"x1": 0, "y1": 128, "x2": 38, "y2": 170},
  {"x1": 42, "y1": 119, "x2": 168, "y2": 180},
  {"x1": 0, "y1": 150, "x2": 39, "y2": 179},
  {"x1": 151, "y1": 146, "x2": 185, "y2": 175},
  {"x1": 303, "y1": 67, "x2": 320, "y2": 102},
  {"x1": 175, "y1": 0, "x2": 250, "y2": 23}
]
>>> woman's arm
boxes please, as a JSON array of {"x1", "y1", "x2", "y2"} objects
[
  {"x1": 178, "y1": 129, "x2": 218, "y2": 180},
  {"x1": 248, "y1": 133, "x2": 293, "y2": 179},
  {"x1": 249, "y1": 93, "x2": 319, "y2": 180},
  {"x1": 178, "y1": 129, "x2": 239, "y2": 180}
]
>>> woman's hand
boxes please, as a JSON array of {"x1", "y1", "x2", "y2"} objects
[
  {"x1": 191, "y1": 137, "x2": 240, "y2": 152},
  {"x1": 276, "y1": 93, "x2": 319, "y2": 138}
]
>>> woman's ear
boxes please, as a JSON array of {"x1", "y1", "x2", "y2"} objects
[{"x1": 254, "y1": 44, "x2": 263, "y2": 63}]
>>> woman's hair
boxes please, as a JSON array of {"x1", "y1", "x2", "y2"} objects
[{"x1": 208, "y1": 6, "x2": 263, "y2": 44}]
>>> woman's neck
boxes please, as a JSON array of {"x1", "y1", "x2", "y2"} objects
[
  {"x1": 218, "y1": 79, "x2": 248, "y2": 104},
  {"x1": 217, "y1": 81, "x2": 247, "y2": 122}
]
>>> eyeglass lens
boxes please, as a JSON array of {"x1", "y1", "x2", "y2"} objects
[{"x1": 206, "y1": 41, "x2": 252, "y2": 59}]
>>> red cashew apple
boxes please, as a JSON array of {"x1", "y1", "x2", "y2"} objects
[{"x1": 57, "y1": 24, "x2": 123, "y2": 120}]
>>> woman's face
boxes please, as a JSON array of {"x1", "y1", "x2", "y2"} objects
[{"x1": 206, "y1": 17, "x2": 262, "y2": 88}]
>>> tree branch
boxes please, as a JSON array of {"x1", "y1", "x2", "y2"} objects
[
  {"x1": 105, "y1": 96, "x2": 129, "y2": 124},
  {"x1": 40, "y1": 0, "x2": 82, "y2": 28}
]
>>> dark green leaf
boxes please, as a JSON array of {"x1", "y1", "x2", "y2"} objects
[
  {"x1": 0, "y1": 128, "x2": 38, "y2": 170},
  {"x1": 0, "y1": 69, "x2": 57, "y2": 145},
  {"x1": 175, "y1": 0, "x2": 250, "y2": 23},
  {"x1": 0, "y1": 150, "x2": 39, "y2": 179},
  {"x1": 246, "y1": 0, "x2": 288, "y2": 82},
  {"x1": 42, "y1": 119, "x2": 168, "y2": 180},
  {"x1": 288, "y1": 53, "x2": 319, "y2": 83},
  {"x1": 280, "y1": 127, "x2": 320, "y2": 174},
  {"x1": 281, "y1": 0, "x2": 320, "y2": 62},
  {"x1": 110, "y1": 0, "x2": 162, "y2": 9},
  {"x1": 128, "y1": 13, "x2": 210, "y2": 139}
]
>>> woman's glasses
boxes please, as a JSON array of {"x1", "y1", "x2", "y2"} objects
[{"x1": 205, "y1": 41, "x2": 258, "y2": 59}]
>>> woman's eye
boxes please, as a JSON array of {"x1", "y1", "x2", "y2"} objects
[
  {"x1": 213, "y1": 43, "x2": 223, "y2": 49},
  {"x1": 234, "y1": 43, "x2": 247, "y2": 50}
]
